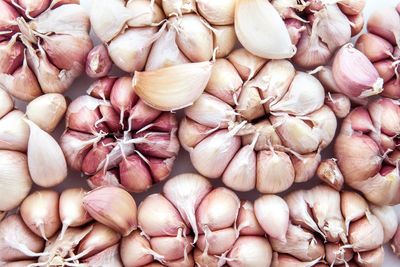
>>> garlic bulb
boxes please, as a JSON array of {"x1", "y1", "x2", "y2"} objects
[
  {"x1": 61, "y1": 77, "x2": 180, "y2": 193},
  {"x1": 0, "y1": 1, "x2": 92, "y2": 102},
  {"x1": 181, "y1": 54, "x2": 337, "y2": 193}
]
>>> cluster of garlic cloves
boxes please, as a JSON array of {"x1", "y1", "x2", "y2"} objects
[
  {"x1": 180, "y1": 49, "x2": 337, "y2": 193},
  {"x1": 0, "y1": 0, "x2": 92, "y2": 101},
  {"x1": 60, "y1": 76, "x2": 180, "y2": 193}
]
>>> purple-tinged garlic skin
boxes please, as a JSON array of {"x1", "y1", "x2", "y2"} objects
[{"x1": 86, "y1": 44, "x2": 112, "y2": 78}]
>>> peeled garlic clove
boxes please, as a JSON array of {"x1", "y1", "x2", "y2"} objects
[
  {"x1": 133, "y1": 61, "x2": 212, "y2": 111},
  {"x1": 227, "y1": 236, "x2": 273, "y2": 266},
  {"x1": 367, "y1": 6, "x2": 400, "y2": 45},
  {"x1": 256, "y1": 150, "x2": 295, "y2": 193},
  {"x1": 162, "y1": 0, "x2": 197, "y2": 16},
  {"x1": 370, "y1": 204, "x2": 398, "y2": 244},
  {"x1": 83, "y1": 244, "x2": 123, "y2": 267},
  {"x1": 241, "y1": 119, "x2": 282, "y2": 151},
  {"x1": 0, "y1": 214, "x2": 45, "y2": 262},
  {"x1": 349, "y1": 214, "x2": 384, "y2": 252},
  {"x1": 292, "y1": 152, "x2": 321, "y2": 183},
  {"x1": 120, "y1": 230, "x2": 156, "y2": 266},
  {"x1": 190, "y1": 129, "x2": 241, "y2": 178},
  {"x1": 90, "y1": 0, "x2": 132, "y2": 43},
  {"x1": 332, "y1": 44, "x2": 383, "y2": 98},
  {"x1": 26, "y1": 93, "x2": 67, "y2": 133},
  {"x1": 254, "y1": 195, "x2": 289, "y2": 242},
  {"x1": 119, "y1": 153, "x2": 153, "y2": 193},
  {"x1": 324, "y1": 93, "x2": 351, "y2": 119},
  {"x1": 133, "y1": 130, "x2": 179, "y2": 158},
  {"x1": 25, "y1": 119, "x2": 67, "y2": 187},
  {"x1": 138, "y1": 193, "x2": 187, "y2": 236},
  {"x1": 270, "y1": 71, "x2": 324, "y2": 116},
  {"x1": 78, "y1": 222, "x2": 121, "y2": 258},
  {"x1": 163, "y1": 173, "x2": 212, "y2": 243},
  {"x1": 0, "y1": 110, "x2": 30, "y2": 152},
  {"x1": 236, "y1": 83, "x2": 265, "y2": 121},
  {"x1": 0, "y1": 88, "x2": 13, "y2": 119},
  {"x1": 197, "y1": 0, "x2": 234, "y2": 25},
  {"x1": 235, "y1": 0, "x2": 295, "y2": 59},
  {"x1": 316, "y1": 159, "x2": 344, "y2": 191},
  {"x1": 150, "y1": 235, "x2": 193, "y2": 261},
  {"x1": 170, "y1": 14, "x2": 213, "y2": 62},
  {"x1": 236, "y1": 200, "x2": 264, "y2": 236},
  {"x1": 355, "y1": 246, "x2": 384, "y2": 267},
  {"x1": 108, "y1": 26, "x2": 159, "y2": 73},
  {"x1": 126, "y1": 0, "x2": 165, "y2": 27},
  {"x1": 0, "y1": 150, "x2": 32, "y2": 211},
  {"x1": 83, "y1": 186, "x2": 138, "y2": 237},
  {"x1": 213, "y1": 25, "x2": 237, "y2": 58},
  {"x1": 355, "y1": 33, "x2": 393, "y2": 63},
  {"x1": 178, "y1": 116, "x2": 212, "y2": 151},
  {"x1": 325, "y1": 242, "x2": 354, "y2": 265},
  {"x1": 185, "y1": 93, "x2": 237, "y2": 128},
  {"x1": 196, "y1": 187, "x2": 240, "y2": 232},
  {"x1": 227, "y1": 48, "x2": 267, "y2": 81},
  {"x1": 20, "y1": 190, "x2": 61, "y2": 240},
  {"x1": 86, "y1": 44, "x2": 112, "y2": 78}
]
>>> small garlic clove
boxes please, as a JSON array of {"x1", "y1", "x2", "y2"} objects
[
  {"x1": 197, "y1": 0, "x2": 235, "y2": 25},
  {"x1": 20, "y1": 190, "x2": 61, "y2": 240},
  {"x1": 81, "y1": 138, "x2": 114, "y2": 175},
  {"x1": 77, "y1": 222, "x2": 121, "y2": 259},
  {"x1": 178, "y1": 116, "x2": 212, "y2": 151},
  {"x1": 236, "y1": 83, "x2": 265, "y2": 121},
  {"x1": 374, "y1": 60, "x2": 395, "y2": 83},
  {"x1": 87, "y1": 169, "x2": 121, "y2": 190},
  {"x1": 235, "y1": 0, "x2": 296, "y2": 59},
  {"x1": 162, "y1": 0, "x2": 197, "y2": 16},
  {"x1": 196, "y1": 187, "x2": 240, "y2": 233},
  {"x1": 86, "y1": 44, "x2": 112, "y2": 78},
  {"x1": 355, "y1": 33, "x2": 393, "y2": 63},
  {"x1": 227, "y1": 48, "x2": 267, "y2": 81},
  {"x1": 370, "y1": 204, "x2": 398, "y2": 244},
  {"x1": 348, "y1": 12, "x2": 364, "y2": 37},
  {"x1": 325, "y1": 242, "x2": 354, "y2": 265},
  {"x1": 0, "y1": 0, "x2": 19, "y2": 33},
  {"x1": 332, "y1": 43, "x2": 383, "y2": 98},
  {"x1": 197, "y1": 227, "x2": 236, "y2": 255},
  {"x1": 382, "y1": 78, "x2": 400, "y2": 99},
  {"x1": 391, "y1": 225, "x2": 400, "y2": 258},
  {"x1": 0, "y1": 150, "x2": 32, "y2": 211},
  {"x1": 226, "y1": 236, "x2": 273, "y2": 266},
  {"x1": 342, "y1": 106, "x2": 375, "y2": 134},
  {"x1": 126, "y1": 0, "x2": 165, "y2": 27},
  {"x1": 26, "y1": 93, "x2": 67, "y2": 133},
  {"x1": 236, "y1": 200, "x2": 264, "y2": 236},
  {"x1": 119, "y1": 153, "x2": 153, "y2": 193},
  {"x1": 25, "y1": 119, "x2": 68, "y2": 187},
  {"x1": 138, "y1": 193, "x2": 187, "y2": 237},
  {"x1": 0, "y1": 88, "x2": 13, "y2": 119},
  {"x1": 292, "y1": 152, "x2": 321, "y2": 183},
  {"x1": 133, "y1": 61, "x2": 213, "y2": 111},
  {"x1": 82, "y1": 244, "x2": 123, "y2": 267},
  {"x1": 83, "y1": 186, "x2": 138, "y2": 237},
  {"x1": 254, "y1": 195, "x2": 289, "y2": 242},
  {"x1": 256, "y1": 150, "x2": 295, "y2": 193},
  {"x1": 349, "y1": 214, "x2": 384, "y2": 252},
  {"x1": 17, "y1": 0, "x2": 50, "y2": 18},
  {"x1": 150, "y1": 235, "x2": 194, "y2": 261},
  {"x1": 368, "y1": 98, "x2": 400, "y2": 137},
  {"x1": 148, "y1": 112, "x2": 178, "y2": 132},
  {"x1": 0, "y1": 34, "x2": 24, "y2": 74},
  {"x1": 147, "y1": 156, "x2": 175, "y2": 183},
  {"x1": 133, "y1": 130, "x2": 179, "y2": 158},
  {"x1": 0, "y1": 214, "x2": 45, "y2": 262},
  {"x1": 87, "y1": 76, "x2": 116, "y2": 100},
  {"x1": 0, "y1": 110, "x2": 30, "y2": 152},
  {"x1": 324, "y1": 93, "x2": 351, "y2": 119},
  {"x1": 110, "y1": 76, "x2": 138, "y2": 122},
  {"x1": 120, "y1": 230, "x2": 156, "y2": 266},
  {"x1": 367, "y1": 6, "x2": 400, "y2": 45},
  {"x1": 170, "y1": 14, "x2": 213, "y2": 62},
  {"x1": 99, "y1": 104, "x2": 123, "y2": 133},
  {"x1": 241, "y1": 119, "x2": 282, "y2": 151},
  {"x1": 128, "y1": 99, "x2": 161, "y2": 131},
  {"x1": 338, "y1": 0, "x2": 366, "y2": 16},
  {"x1": 340, "y1": 190, "x2": 369, "y2": 234},
  {"x1": 213, "y1": 25, "x2": 237, "y2": 58},
  {"x1": 185, "y1": 93, "x2": 237, "y2": 128},
  {"x1": 316, "y1": 158, "x2": 344, "y2": 191},
  {"x1": 163, "y1": 173, "x2": 212, "y2": 244},
  {"x1": 355, "y1": 246, "x2": 384, "y2": 267}
]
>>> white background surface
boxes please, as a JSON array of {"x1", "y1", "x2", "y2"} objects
[{"x1": 13, "y1": 0, "x2": 400, "y2": 265}]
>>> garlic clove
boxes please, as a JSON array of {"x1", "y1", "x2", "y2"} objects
[
  {"x1": 133, "y1": 61, "x2": 213, "y2": 111},
  {"x1": 81, "y1": 138, "x2": 114, "y2": 175},
  {"x1": 391, "y1": 225, "x2": 400, "y2": 258},
  {"x1": 119, "y1": 153, "x2": 153, "y2": 193},
  {"x1": 83, "y1": 186, "x2": 138, "y2": 237},
  {"x1": 382, "y1": 78, "x2": 400, "y2": 99},
  {"x1": 285, "y1": 19, "x2": 306, "y2": 46},
  {"x1": 150, "y1": 235, "x2": 194, "y2": 261},
  {"x1": 110, "y1": 76, "x2": 138, "y2": 122},
  {"x1": 87, "y1": 76, "x2": 117, "y2": 100},
  {"x1": 86, "y1": 44, "x2": 112, "y2": 78},
  {"x1": 340, "y1": 190, "x2": 369, "y2": 234},
  {"x1": 162, "y1": 0, "x2": 197, "y2": 16},
  {"x1": 0, "y1": 214, "x2": 45, "y2": 262},
  {"x1": 316, "y1": 159, "x2": 344, "y2": 191},
  {"x1": 338, "y1": 0, "x2": 366, "y2": 16},
  {"x1": 90, "y1": 0, "x2": 132, "y2": 43},
  {"x1": 163, "y1": 173, "x2": 212, "y2": 244},
  {"x1": 77, "y1": 222, "x2": 121, "y2": 259},
  {"x1": 128, "y1": 99, "x2": 162, "y2": 131},
  {"x1": 87, "y1": 169, "x2": 121, "y2": 190},
  {"x1": 227, "y1": 48, "x2": 267, "y2": 81},
  {"x1": 148, "y1": 156, "x2": 175, "y2": 183},
  {"x1": 349, "y1": 214, "x2": 384, "y2": 252},
  {"x1": 197, "y1": 0, "x2": 235, "y2": 25},
  {"x1": 133, "y1": 130, "x2": 179, "y2": 158},
  {"x1": 99, "y1": 104, "x2": 122, "y2": 133},
  {"x1": 0, "y1": 88, "x2": 13, "y2": 119},
  {"x1": 190, "y1": 129, "x2": 241, "y2": 179},
  {"x1": 292, "y1": 152, "x2": 321, "y2": 183},
  {"x1": 170, "y1": 14, "x2": 213, "y2": 62},
  {"x1": 256, "y1": 150, "x2": 295, "y2": 193},
  {"x1": 0, "y1": 150, "x2": 32, "y2": 211},
  {"x1": 83, "y1": 244, "x2": 123, "y2": 267},
  {"x1": 348, "y1": 12, "x2": 364, "y2": 37},
  {"x1": 227, "y1": 236, "x2": 273, "y2": 266},
  {"x1": 241, "y1": 119, "x2": 282, "y2": 151},
  {"x1": 145, "y1": 26, "x2": 190, "y2": 71},
  {"x1": 126, "y1": 0, "x2": 165, "y2": 27},
  {"x1": 107, "y1": 26, "x2": 159, "y2": 73},
  {"x1": 325, "y1": 242, "x2": 354, "y2": 265},
  {"x1": 120, "y1": 230, "x2": 156, "y2": 267},
  {"x1": 197, "y1": 227, "x2": 236, "y2": 255},
  {"x1": 18, "y1": 0, "x2": 50, "y2": 18},
  {"x1": 235, "y1": 0, "x2": 296, "y2": 59},
  {"x1": 0, "y1": 110, "x2": 30, "y2": 152},
  {"x1": 342, "y1": 106, "x2": 375, "y2": 134},
  {"x1": 138, "y1": 193, "x2": 188, "y2": 237},
  {"x1": 370, "y1": 204, "x2": 398, "y2": 244},
  {"x1": 25, "y1": 119, "x2": 68, "y2": 187},
  {"x1": 367, "y1": 6, "x2": 400, "y2": 45},
  {"x1": 213, "y1": 25, "x2": 237, "y2": 59},
  {"x1": 374, "y1": 60, "x2": 395, "y2": 83},
  {"x1": 26, "y1": 93, "x2": 67, "y2": 133},
  {"x1": 148, "y1": 112, "x2": 178, "y2": 132},
  {"x1": 236, "y1": 200, "x2": 264, "y2": 236},
  {"x1": 20, "y1": 190, "x2": 61, "y2": 240},
  {"x1": 332, "y1": 43, "x2": 383, "y2": 98},
  {"x1": 185, "y1": 93, "x2": 237, "y2": 129},
  {"x1": 254, "y1": 195, "x2": 289, "y2": 242},
  {"x1": 355, "y1": 33, "x2": 393, "y2": 63},
  {"x1": 178, "y1": 116, "x2": 212, "y2": 151},
  {"x1": 236, "y1": 82, "x2": 265, "y2": 121},
  {"x1": 205, "y1": 58, "x2": 243, "y2": 106},
  {"x1": 368, "y1": 98, "x2": 400, "y2": 137},
  {"x1": 270, "y1": 71, "x2": 325, "y2": 116},
  {"x1": 0, "y1": 34, "x2": 24, "y2": 74},
  {"x1": 0, "y1": 0, "x2": 19, "y2": 33},
  {"x1": 193, "y1": 247, "x2": 222, "y2": 267},
  {"x1": 355, "y1": 246, "x2": 384, "y2": 267},
  {"x1": 324, "y1": 93, "x2": 351, "y2": 119}
]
